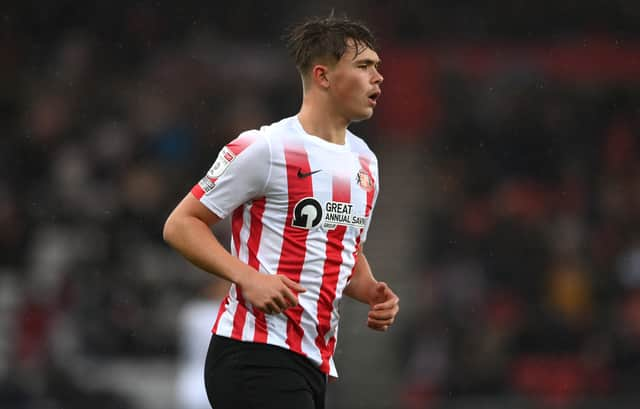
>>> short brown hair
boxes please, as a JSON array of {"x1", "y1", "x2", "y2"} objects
[{"x1": 284, "y1": 15, "x2": 377, "y2": 75}]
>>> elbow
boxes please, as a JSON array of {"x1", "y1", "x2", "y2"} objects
[{"x1": 162, "y1": 214, "x2": 177, "y2": 246}]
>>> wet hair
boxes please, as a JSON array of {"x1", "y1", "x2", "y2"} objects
[{"x1": 283, "y1": 14, "x2": 377, "y2": 76}]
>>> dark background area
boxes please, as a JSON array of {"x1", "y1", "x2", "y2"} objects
[{"x1": 2, "y1": 2, "x2": 640, "y2": 408}]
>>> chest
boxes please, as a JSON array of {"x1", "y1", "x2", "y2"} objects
[{"x1": 266, "y1": 147, "x2": 375, "y2": 231}]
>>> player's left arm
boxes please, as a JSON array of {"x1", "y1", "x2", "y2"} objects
[{"x1": 343, "y1": 250, "x2": 399, "y2": 331}]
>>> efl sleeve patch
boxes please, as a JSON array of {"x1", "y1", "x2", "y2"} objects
[{"x1": 207, "y1": 147, "x2": 236, "y2": 179}]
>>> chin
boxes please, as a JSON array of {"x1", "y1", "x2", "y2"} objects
[{"x1": 349, "y1": 109, "x2": 374, "y2": 123}]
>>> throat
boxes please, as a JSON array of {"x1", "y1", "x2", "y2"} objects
[{"x1": 297, "y1": 112, "x2": 347, "y2": 145}]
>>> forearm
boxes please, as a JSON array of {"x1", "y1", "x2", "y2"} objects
[
  {"x1": 343, "y1": 252, "x2": 378, "y2": 304},
  {"x1": 163, "y1": 213, "x2": 250, "y2": 285}
]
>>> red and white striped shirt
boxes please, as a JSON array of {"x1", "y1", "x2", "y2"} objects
[{"x1": 191, "y1": 116, "x2": 379, "y2": 377}]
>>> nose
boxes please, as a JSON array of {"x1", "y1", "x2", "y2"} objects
[{"x1": 372, "y1": 68, "x2": 383, "y2": 85}]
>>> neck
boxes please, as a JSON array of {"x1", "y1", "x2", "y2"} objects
[{"x1": 297, "y1": 93, "x2": 349, "y2": 145}]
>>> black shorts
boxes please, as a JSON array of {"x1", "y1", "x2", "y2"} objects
[{"x1": 204, "y1": 335, "x2": 327, "y2": 409}]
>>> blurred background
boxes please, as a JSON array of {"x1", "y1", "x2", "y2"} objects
[{"x1": 2, "y1": 1, "x2": 640, "y2": 408}]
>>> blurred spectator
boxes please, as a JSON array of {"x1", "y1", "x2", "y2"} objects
[{"x1": 176, "y1": 279, "x2": 229, "y2": 409}]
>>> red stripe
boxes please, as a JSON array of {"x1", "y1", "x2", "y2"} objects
[
  {"x1": 247, "y1": 198, "x2": 269, "y2": 342},
  {"x1": 359, "y1": 156, "x2": 376, "y2": 217},
  {"x1": 230, "y1": 207, "x2": 246, "y2": 338},
  {"x1": 191, "y1": 183, "x2": 205, "y2": 199},
  {"x1": 231, "y1": 291, "x2": 248, "y2": 339},
  {"x1": 316, "y1": 175, "x2": 350, "y2": 373},
  {"x1": 231, "y1": 207, "x2": 244, "y2": 256},
  {"x1": 278, "y1": 142, "x2": 313, "y2": 355},
  {"x1": 348, "y1": 156, "x2": 376, "y2": 282},
  {"x1": 246, "y1": 198, "x2": 266, "y2": 269},
  {"x1": 348, "y1": 237, "x2": 362, "y2": 283},
  {"x1": 226, "y1": 131, "x2": 257, "y2": 156}
]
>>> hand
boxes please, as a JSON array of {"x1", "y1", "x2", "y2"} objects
[
  {"x1": 237, "y1": 270, "x2": 306, "y2": 315},
  {"x1": 367, "y1": 282, "x2": 399, "y2": 331}
]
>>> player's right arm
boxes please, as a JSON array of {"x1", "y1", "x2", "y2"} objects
[
  {"x1": 163, "y1": 194, "x2": 305, "y2": 314},
  {"x1": 163, "y1": 193, "x2": 246, "y2": 287},
  {"x1": 163, "y1": 131, "x2": 305, "y2": 314}
]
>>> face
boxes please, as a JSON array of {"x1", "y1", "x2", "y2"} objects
[{"x1": 325, "y1": 40, "x2": 383, "y2": 122}]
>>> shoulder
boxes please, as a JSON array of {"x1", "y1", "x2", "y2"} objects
[
  {"x1": 257, "y1": 116, "x2": 298, "y2": 142},
  {"x1": 227, "y1": 128, "x2": 263, "y2": 153},
  {"x1": 228, "y1": 116, "x2": 295, "y2": 148},
  {"x1": 226, "y1": 120, "x2": 280, "y2": 157},
  {"x1": 226, "y1": 116, "x2": 303, "y2": 160},
  {"x1": 224, "y1": 117, "x2": 301, "y2": 162}
]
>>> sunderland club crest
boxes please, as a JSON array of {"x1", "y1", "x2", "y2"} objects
[{"x1": 356, "y1": 168, "x2": 374, "y2": 192}]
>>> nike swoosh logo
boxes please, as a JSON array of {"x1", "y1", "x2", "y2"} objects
[{"x1": 297, "y1": 168, "x2": 322, "y2": 178}]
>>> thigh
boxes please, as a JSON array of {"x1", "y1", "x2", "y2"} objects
[
  {"x1": 240, "y1": 364, "x2": 316, "y2": 409},
  {"x1": 204, "y1": 336, "x2": 246, "y2": 409},
  {"x1": 204, "y1": 336, "x2": 316, "y2": 409}
]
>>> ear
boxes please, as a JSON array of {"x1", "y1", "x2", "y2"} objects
[{"x1": 311, "y1": 64, "x2": 331, "y2": 89}]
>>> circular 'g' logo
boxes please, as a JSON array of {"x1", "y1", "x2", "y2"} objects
[{"x1": 292, "y1": 198, "x2": 323, "y2": 229}]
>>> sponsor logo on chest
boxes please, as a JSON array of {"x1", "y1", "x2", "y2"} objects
[
  {"x1": 292, "y1": 198, "x2": 367, "y2": 230},
  {"x1": 323, "y1": 201, "x2": 367, "y2": 229}
]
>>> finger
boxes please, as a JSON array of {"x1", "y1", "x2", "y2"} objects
[
  {"x1": 272, "y1": 294, "x2": 288, "y2": 311},
  {"x1": 367, "y1": 321, "x2": 389, "y2": 331},
  {"x1": 368, "y1": 316, "x2": 394, "y2": 327},
  {"x1": 368, "y1": 309, "x2": 395, "y2": 321},
  {"x1": 264, "y1": 301, "x2": 280, "y2": 315},
  {"x1": 281, "y1": 276, "x2": 307, "y2": 293},
  {"x1": 282, "y1": 286, "x2": 299, "y2": 308},
  {"x1": 373, "y1": 297, "x2": 399, "y2": 311},
  {"x1": 368, "y1": 312, "x2": 395, "y2": 324}
]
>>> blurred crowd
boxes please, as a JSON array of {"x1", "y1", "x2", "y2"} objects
[
  {"x1": 399, "y1": 71, "x2": 640, "y2": 409},
  {"x1": 2, "y1": 2, "x2": 640, "y2": 409}
]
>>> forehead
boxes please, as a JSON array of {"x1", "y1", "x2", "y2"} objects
[{"x1": 340, "y1": 39, "x2": 380, "y2": 63}]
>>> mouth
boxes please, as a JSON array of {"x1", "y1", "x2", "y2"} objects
[{"x1": 367, "y1": 91, "x2": 381, "y2": 106}]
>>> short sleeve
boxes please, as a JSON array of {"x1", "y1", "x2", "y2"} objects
[{"x1": 191, "y1": 130, "x2": 270, "y2": 219}]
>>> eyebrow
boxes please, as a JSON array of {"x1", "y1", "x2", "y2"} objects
[{"x1": 354, "y1": 58, "x2": 382, "y2": 67}]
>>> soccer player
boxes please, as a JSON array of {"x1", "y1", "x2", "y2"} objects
[{"x1": 163, "y1": 15, "x2": 399, "y2": 409}]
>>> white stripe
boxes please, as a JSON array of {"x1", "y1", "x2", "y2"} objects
[
  {"x1": 242, "y1": 308, "x2": 256, "y2": 341},
  {"x1": 237, "y1": 205, "x2": 251, "y2": 264},
  {"x1": 259, "y1": 139, "x2": 289, "y2": 345},
  {"x1": 215, "y1": 285, "x2": 239, "y2": 338},
  {"x1": 329, "y1": 239, "x2": 354, "y2": 344},
  {"x1": 264, "y1": 315, "x2": 288, "y2": 349},
  {"x1": 298, "y1": 141, "x2": 331, "y2": 363},
  {"x1": 237, "y1": 204, "x2": 255, "y2": 340}
]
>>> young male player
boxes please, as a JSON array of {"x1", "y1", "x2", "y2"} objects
[{"x1": 163, "y1": 15, "x2": 399, "y2": 409}]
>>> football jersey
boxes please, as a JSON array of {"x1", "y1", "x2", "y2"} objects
[{"x1": 191, "y1": 115, "x2": 379, "y2": 377}]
